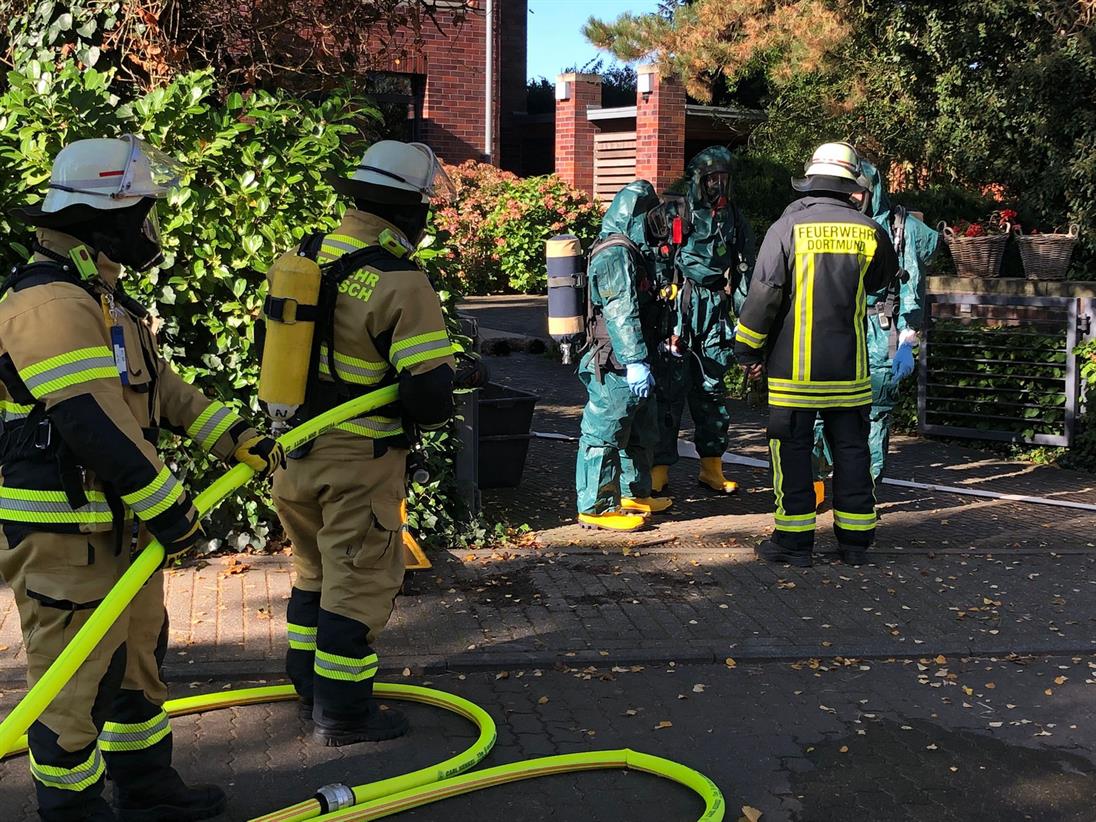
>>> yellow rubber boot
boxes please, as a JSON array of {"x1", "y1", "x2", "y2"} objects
[
  {"x1": 698, "y1": 457, "x2": 739, "y2": 494},
  {"x1": 651, "y1": 464, "x2": 670, "y2": 493},
  {"x1": 814, "y1": 480, "x2": 825, "y2": 509},
  {"x1": 578, "y1": 510, "x2": 648, "y2": 532},
  {"x1": 621, "y1": 496, "x2": 673, "y2": 515}
]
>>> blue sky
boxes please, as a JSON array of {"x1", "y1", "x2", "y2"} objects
[{"x1": 526, "y1": 0, "x2": 662, "y2": 81}]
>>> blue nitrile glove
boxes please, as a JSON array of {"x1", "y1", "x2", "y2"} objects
[
  {"x1": 626, "y1": 363, "x2": 655, "y2": 398},
  {"x1": 892, "y1": 332, "x2": 918, "y2": 381}
]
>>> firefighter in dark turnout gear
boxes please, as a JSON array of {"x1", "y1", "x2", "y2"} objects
[
  {"x1": 271, "y1": 141, "x2": 456, "y2": 746},
  {"x1": 812, "y1": 158, "x2": 940, "y2": 493},
  {"x1": 0, "y1": 136, "x2": 283, "y2": 822},
  {"x1": 734, "y1": 143, "x2": 898, "y2": 567},
  {"x1": 651, "y1": 147, "x2": 755, "y2": 496},
  {"x1": 575, "y1": 180, "x2": 669, "y2": 533}
]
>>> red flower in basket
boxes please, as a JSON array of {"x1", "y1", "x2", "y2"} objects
[
  {"x1": 999, "y1": 208, "x2": 1019, "y2": 223},
  {"x1": 964, "y1": 223, "x2": 986, "y2": 237}
]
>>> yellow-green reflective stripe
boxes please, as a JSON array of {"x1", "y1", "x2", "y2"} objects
[
  {"x1": 99, "y1": 710, "x2": 171, "y2": 752},
  {"x1": 318, "y1": 345, "x2": 388, "y2": 385},
  {"x1": 314, "y1": 650, "x2": 379, "y2": 682},
  {"x1": 769, "y1": 393, "x2": 872, "y2": 409},
  {"x1": 0, "y1": 487, "x2": 113, "y2": 524},
  {"x1": 391, "y1": 331, "x2": 452, "y2": 371},
  {"x1": 396, "y1": 344, "x2": 455, "y2": 371},
  {"x1": 287, "y1": 622, "x2": 317, "y2": 651},
  {"x1": 29, "y1": 746, "x2": 104, "y2": 791},
  {"x1": 187, "y1": 402, "x2": 240, "y2": 452},
  {"x1": 336, "y1": 415, "x2": 403, "y2": 439},
  {"x1": 0, "y1": 400, "x2": 32, "y2": 422},
  {"x1": 20, "y1": 346, "x2": 118, "y2": 399},
  {"x1": 735, "y1": 322, "x2": 766, "y2": 346},
  {"x1": 768, "y1": 379, "x2": 871, "y2": 393},
  {"x1": 834, "y1": 510, "x2": 877, "y2": 532},
  {"x1": 769, "y1": 439, "x2": 785, "y2": 517},
  {"x1": 775, "y1": 511, "x2": 816, "y2": 532},
  {"x1": 121, "y1": 466, "x2": 183, "y2": 519}
]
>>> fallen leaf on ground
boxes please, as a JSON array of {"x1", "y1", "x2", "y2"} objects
[
  {"x1": 839, "y1": 745, "x2": 849, "y2": 753},
  {"x1": 655, "y1": 720, "x2": 673, "y2": 730},
  {"x1": 725, "y1": 657, "x2": 737, "y2": 669},
  {"x1": 693, "y1": 684, "x2": 706, "y2": 693},
  {"x1": 538, "y1": 696, "x2": 549, "y2": 705},
  {"x1": 741, "y1": 805, "x2": 763, "y2": 822},
  {"x1": 1054, "y1": 676, "x2": 1067, "y2": 685}
]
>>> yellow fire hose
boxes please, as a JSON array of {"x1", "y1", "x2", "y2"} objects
[{"x1": 0, "y1": 385, "x2": 726, "y2": 820}]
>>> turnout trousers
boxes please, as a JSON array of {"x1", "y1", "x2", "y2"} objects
[
  {"x1": 768, "y1": 406, "x2": 877, "y2": 553},
  {"x1": 0, "y1": 527, "x2": 177, "y2": 822},
  {"x1": 273, "y1": 436, "x2": 407, "y2": 720},
  {"x1": 576, "y1": 350, "x2": 658, "y2": 514},
  {"x1": 814, "y1": 316, "x2": 899, "y2": 482}
]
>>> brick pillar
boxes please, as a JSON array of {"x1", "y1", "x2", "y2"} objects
[
  {"x1": 635, "y1": 64, "x2": 686, "y2": 193},
  {"x1": 554, "y1": 72, "x2": 601, "y2": 197}
]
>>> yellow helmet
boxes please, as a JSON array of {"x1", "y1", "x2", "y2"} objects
[{"x1": 791, "y1": 142, "x2": 869, "y2": 194}]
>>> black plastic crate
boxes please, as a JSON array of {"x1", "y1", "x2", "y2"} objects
[{"x1": 477, "y1": 383, "x2": 538, "y2": 489}]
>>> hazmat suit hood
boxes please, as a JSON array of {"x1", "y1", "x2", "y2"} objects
[
  {"x1": 861, "y1": 159, "x2": 892, "y2": 227},
  {"x1": 685, "y1": 146, "x2": 733, "y2": 211},
  {"x1": 600, "y1": 179, "x2": 660, "y2": 252}
]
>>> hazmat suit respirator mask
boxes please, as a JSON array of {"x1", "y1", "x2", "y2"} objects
[{"x1": 700, "y1": 171, "x2": 730, "y2": 210}]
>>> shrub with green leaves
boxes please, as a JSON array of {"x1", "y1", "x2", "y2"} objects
[
  {"x1": 0, "y1": 59, "x2": 495, "y2": 548},
  {"x1": 434, "y1": 161, "x2": 602, "y2": 295}
]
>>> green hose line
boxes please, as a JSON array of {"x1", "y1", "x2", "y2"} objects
[
  {"x1": 1, "y1": 681, "x2": 722, "y2": 822},
  {"x1": 0, "y1": 385, "x2": 398, "y2": 758},
  {"x1": 309, "y1": 749, "x2": 725, "y2": 822}
]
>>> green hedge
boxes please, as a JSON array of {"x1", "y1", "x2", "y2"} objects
[{"x1": 0, "y1": 60, "x2": 493, "y2": 548}]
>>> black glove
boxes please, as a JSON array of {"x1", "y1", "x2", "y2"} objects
[
  {"x1": 234, "y1": 435, "x2": 287, "y2": 480},
  {"x1": 158, "y1": 506, "x2": 206, "y2": 561}
]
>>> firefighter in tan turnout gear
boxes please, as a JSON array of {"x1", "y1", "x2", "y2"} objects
[
  {"x1": 0, "y1": 136, "x2": 284, "y2": 822},
  {"x1": 268, "y1": 141, "x2": 456, "y2": 746}
]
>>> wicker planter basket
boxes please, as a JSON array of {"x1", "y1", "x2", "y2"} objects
[
  {"x1": 1014, "y1": 224, "x2": 1080, "y2": 281},
  {"x1": 939, "y1": 221, "x2": 1010, "y2": 278}
]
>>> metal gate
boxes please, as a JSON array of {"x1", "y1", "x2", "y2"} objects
[
  {"x1": 918, "y1": 294, "x2": 1085, "y2": 447},
  {"x1": 593, "y1": 131, "x2": 636, "y2": 205}
]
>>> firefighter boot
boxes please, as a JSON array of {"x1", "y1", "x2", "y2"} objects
[
  {"x1": 814, "y1": 481, "x2": 825, "y2": 509},
  {"x1": 577, "y1": 510, "x2": 648, "y2": 532},
  {"x1": 651, "y1": 464, "x2": 670, "y2": 493},
  {"x1": 621, "y1": 496, "x2": 674, "y2": 515},
  {"x1": 840, "y1": 545, "x2": 868, "y2": 566},
  {"x1": 112, "y1": 767, "x2": 226, "y2": 822},
  {"x1": 313, "y1": 701, "x2": 410, "y2": 747},
  {"x1": 755, "y1": 539, "x2": 813, "y2": 568},
  {"x1": 698, "y1": 457, "x2": 739, "y2": 494}
]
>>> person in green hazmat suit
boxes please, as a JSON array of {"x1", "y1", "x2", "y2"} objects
[
  {"x1": 812, "y1": 158, "x2": 940, "y2": 499},
  {"x1": 575, "y1": 180, "x2": 674, "y2": 532},
  {"x1": 650, "y1": 146, "x2": 755, "y2": 495}
]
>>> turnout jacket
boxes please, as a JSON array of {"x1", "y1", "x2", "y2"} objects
[
  {"x1": 734, "y1": 196, "x2": 898, "y2": 409},
  {"x1": 275, "y1": 208, "x2": 456, "y2": 455},
  {"x1": 0, "y1": 229, "x2": 260, "y2": 544}
]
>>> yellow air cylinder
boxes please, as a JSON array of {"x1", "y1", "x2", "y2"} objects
[{"x1": 258, "y1": 253, "x2": 323, "y2": 422}]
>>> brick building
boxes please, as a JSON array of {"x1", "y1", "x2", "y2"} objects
[
  {"x1": 371, "y1": 0, "x2": 528, "y2": 171},
  {"x1": 552, "y1": 66, "x2": 765, "y2": 202}
]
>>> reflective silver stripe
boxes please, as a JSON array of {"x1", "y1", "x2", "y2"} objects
[
  {"x1": 22, "y1": 355, "x2": 116, "y2": 394},
  {"x1": 314, "y1": 654, "x2": 379, "y2": 681},
  {"x1": 287, "y1": 630, "x2": 317, "y2": 649},
  {"x1": 30, "y1": 747, "x2": 105, "y2": 789},
  {"x1": 0, "y1": 497, "x2": 112, "y2": 515},
  {"x1": 337, "y1": 416, "x2": 403, "y2": 438},
  {"x1": 390, "y1": 338, "x2": 453, "y2": 369},
  {"x1": 318, "y1": 346, "x2": 388, "y2": 384},
  {"x1": 99, "y1": 713, "x2": 171, "y2": 749},
  {"x1": 189, "y1": 403, "x2": 237, "y2": 450},
  {"x1": 125, "y1": 471, "x2": 182, "y2": 518},
  {"x1": 322, "y1": 237, "x2": 366, "y2": 255}
]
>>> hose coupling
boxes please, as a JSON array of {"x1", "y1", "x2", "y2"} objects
[{"x1": 315, "y1": 783, "x2": 356, "y2": 813}]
